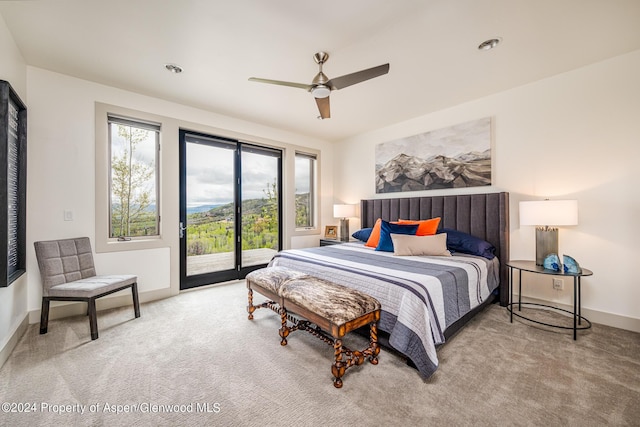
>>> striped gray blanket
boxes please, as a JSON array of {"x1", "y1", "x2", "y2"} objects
[{"x1": 269, "y1": 242, "x2": 500, "y2": 379}]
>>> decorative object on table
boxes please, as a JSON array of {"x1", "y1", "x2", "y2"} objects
[
  {"x1": 519, "y1": 199, "x2": 578, "y2": 265},
  {"x1": 324, "y1": 225, "x2": 338, "y2": 239},
  {"x1": 333, "y1": 204, "x2": 356, "y2": 241},
  {"x1": 543, "y1": 253, "x2": 561, "y2": 272},
  {"x1": 563, "y1": 254, "x2": 582, "y2": 274},
  {"x1": 375, "y1": 117, "x2": 491, "y2": 193}
]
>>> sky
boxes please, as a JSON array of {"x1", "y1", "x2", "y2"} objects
[
  {"x1": 110, "y1": 124, "x2": 157, "y2": 203},
  {"x1": 294, "y1": 155, "x2": 311, "y2": 194},
  {"x1": 112, "y1": 124, "x2": 300, "y2": 208},
  {"x1": 187, "y1": 143, "x2": 279, "y2": 207}
]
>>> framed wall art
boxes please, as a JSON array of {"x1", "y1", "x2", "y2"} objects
[
  {"x1": 0, "y1": 80, "x2": 27, "y2": 287},
  {"x1": 375, "y1": 117, "x2": 491, "y2": 193}
]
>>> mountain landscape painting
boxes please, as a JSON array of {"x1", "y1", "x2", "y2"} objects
[{"x1": 375, "y1": 117, "x2": 491, "y2": 193}]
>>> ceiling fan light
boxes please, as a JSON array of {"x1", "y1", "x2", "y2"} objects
[{"x1": 311, "y1": 85, "x2": 331, "y2": 99}]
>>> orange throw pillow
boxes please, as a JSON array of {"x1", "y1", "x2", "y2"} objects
[
  {"x1": 365, "y1": 218, "x2": 383, "y2": 248},
  {"x1": 397, "y1": 217, "x2": 441, "y2": 236}
]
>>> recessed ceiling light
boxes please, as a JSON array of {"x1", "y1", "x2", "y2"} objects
[
  {"x1": 478, "y1": 38, "x2": 501, "y2": 51},
  {"x1": 164, "y1": 63, "x2": 183, "y2": 74}
]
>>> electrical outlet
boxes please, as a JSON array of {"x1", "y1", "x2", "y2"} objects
[
  {"x1": 552, "y1": 278, "x2": 564, "y2": 290},
  {"x1": 64, "y1": 210, "x2": 74, "y2": 221}
]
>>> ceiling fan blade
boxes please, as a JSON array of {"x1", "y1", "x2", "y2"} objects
[
  {"x1": 315, "y1": 96, "x2": 330, "y2": 119},
  {"x1": 327, "y1": 63, "x2": 389, "y2": 90},
  {"x1": 248, "y1": 77, "x2": 312, "y2": 91}
]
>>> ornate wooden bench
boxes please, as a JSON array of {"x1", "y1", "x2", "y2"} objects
[{"x1": 246, "y1": 266, "x2": 380, "y2": 388}]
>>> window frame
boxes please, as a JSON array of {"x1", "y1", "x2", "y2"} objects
[
  {"x1": 97, "y1": 103, "x2": 323, "y2": 253},
  {"x1": 95, "y1": 103, "x2": 168, "y2": 253},
  {"x1": 294, "y1": 151, "x2": 317, "y2": 231},
  {"x1": 107, "y1": 114, "x2": 161, "y2": 239}
]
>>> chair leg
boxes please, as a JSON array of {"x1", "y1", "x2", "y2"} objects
[
  {"x1": 132, "y1": 283, "x2": 141, "y2": 318},
  {"x1": 40, "y1": 298, "x2": 50, "y2": 334},
  {"x1": 88, "y1": 298, "x2": 99, "y2": 340}
]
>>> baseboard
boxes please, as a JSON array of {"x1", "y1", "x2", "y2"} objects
[
  {"x1": 0, "y1": 314, "x2": 29, "y2": 371},
  {"x1": 25, "y1": 281, "x2": 243, "y2": 325},
  {"x1": 3, "y1": 286, "x2": 174, "y2": 370},
  {"x1": 180, "y1": 279, "x2": 243, "y2": 293},
  {"x1": 515, "y1": 295, "x2": 640, "y2": 333},
  {"x1": 27, "y1": 287, "x2": 174, "y2": 324}
]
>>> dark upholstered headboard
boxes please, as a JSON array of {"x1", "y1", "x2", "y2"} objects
[{"x1": 360, "y1": 192, "x2": 510, "y2": 306}]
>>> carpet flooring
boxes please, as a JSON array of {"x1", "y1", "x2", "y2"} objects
[{"x1": 1, "y1": 280, "x2": 639, "y2": 426}]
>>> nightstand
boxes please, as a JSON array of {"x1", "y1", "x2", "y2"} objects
[
  {"x1": 507, "y1": 260, "x2": 593, "y2": 340},
  {"x1": 319, "y1": 239, "x2": 357, "y2": 247}
]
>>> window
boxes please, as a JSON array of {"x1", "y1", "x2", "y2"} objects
[
  {"x1": 294, "y1": 152, "x2": 316, "y2": 228},
  {"x1": 108, "y1": 115, "x2": 160, "y2": 238}
]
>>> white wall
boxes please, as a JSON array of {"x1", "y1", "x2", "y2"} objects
[
  {"x1": 24, "y1": 67, "x2": 333, "y2": 319},
  {"x1": 335, "y1": 50, "x2": 640, "y2": 330},
  {"x1": 0, "y1": 13, "x2": 29, "y2": 365},
  {"x1": 3, "y1": 15, "x2": 637, "y2": 362}
]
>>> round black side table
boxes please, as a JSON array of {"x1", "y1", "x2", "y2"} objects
[{"x1": 507, "y1": 260, "x2": 592, "y2": 340}]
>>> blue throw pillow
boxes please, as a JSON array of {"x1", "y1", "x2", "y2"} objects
[
  {"x1": 376, "y1": 220, "x2": 419, "y2": 252},
  {"x1": 352, "y1": 227, "x2": 373, "y2": 242},
  {"x1": 437, "y1": 228, "x2": 496, "y2": 259}
]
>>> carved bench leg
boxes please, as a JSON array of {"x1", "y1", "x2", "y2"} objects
[
  {"x1": 247, "y1": 286, "x2": 256, "y2": 320},
  {"x1": 369, "y1": 322, "x2": 380, "y2": 365},
  {"x1": 279, "y1": 308, "x2": 290, "y2": 346},
  {"x1": 332, "y1": 339, "x2": 346, "y2": 388}
]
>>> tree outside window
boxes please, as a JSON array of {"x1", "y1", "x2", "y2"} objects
[
  {"x1": 295, "y1": 153, "x2": 316, "y2": 228},
  {"x1": 108, "y1": 116, "x2": 159, "y2": 238}
]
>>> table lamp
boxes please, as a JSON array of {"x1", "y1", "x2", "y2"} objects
[
  {"x1": 519, "y1": 199, "x2": 578, "y2": 266},
  {"x1": 333, "y1": 204, "x2": 356, "y2": 242}
]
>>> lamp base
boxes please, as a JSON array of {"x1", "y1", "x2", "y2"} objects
[
  {"x1": 339, "y1": 218, "x2": 350, "y2": 242},
  {"x1": 535, "y1": 227, "x2": 559, "y2": 266}
]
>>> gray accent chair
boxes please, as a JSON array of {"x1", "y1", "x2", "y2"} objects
[{"x1": 34, "y1": 237, "x2": 140, "y2": 340}]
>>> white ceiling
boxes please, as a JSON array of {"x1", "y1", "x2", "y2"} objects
[{"x1": 2, "y1": 0, "x2": 640, "y2": 142}]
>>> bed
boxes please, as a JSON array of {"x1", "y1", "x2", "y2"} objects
[{"x1": 269, "y1": 192, "x2": 510, "y2": 378}]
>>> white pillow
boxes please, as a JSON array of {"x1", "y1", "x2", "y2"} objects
[{"x1": 391, "y1": 233, "x2": 451, "y2": 257}]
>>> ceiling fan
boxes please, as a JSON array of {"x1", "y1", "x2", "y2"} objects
[{"x1": 249, "y1": 52, "x2": 389, "y2": 119}]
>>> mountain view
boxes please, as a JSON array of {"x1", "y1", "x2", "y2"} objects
[
  {"x1": 375, "y1": 149, "x2": 491, "y2": 193},
  {"x1": 184, "y1": 192, "x2": 311, "y2": 256},
  {"x1": 187, "y1": 198, "x2": 274, "y2": 225},
  {"x1": 112, "y1": 191, "x2": 311, "y2": 257},
  {"x1": 186, "y1": 204, "x2": 221, "y2": 215}
]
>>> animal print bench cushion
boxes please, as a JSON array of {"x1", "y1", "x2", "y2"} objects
[
  {"x1": 245, "y1": 266, "x2": 309, "y2": 295},
  {"x1": 280, "y1": 277, "x2": 381, "y2": 326}
]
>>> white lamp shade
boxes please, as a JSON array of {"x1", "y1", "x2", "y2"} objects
[
  {"x1": 333, "y1": 204, "x2": 356, "y2": 219},
  {"x1": 519, "y1": 200, "x2": 578, "y2": 226}
]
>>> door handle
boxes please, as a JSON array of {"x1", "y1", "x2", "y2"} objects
[{"x1": 179, "y1": 222, "x2": 187, "y2": 238}]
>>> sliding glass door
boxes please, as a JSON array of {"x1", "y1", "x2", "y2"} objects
[
  {"x1": 179, "y1": 131, "x2": 281, "y2": 290},
  {"x1": 240, "y1": 146, "x2": 281, "y2": 268}
]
